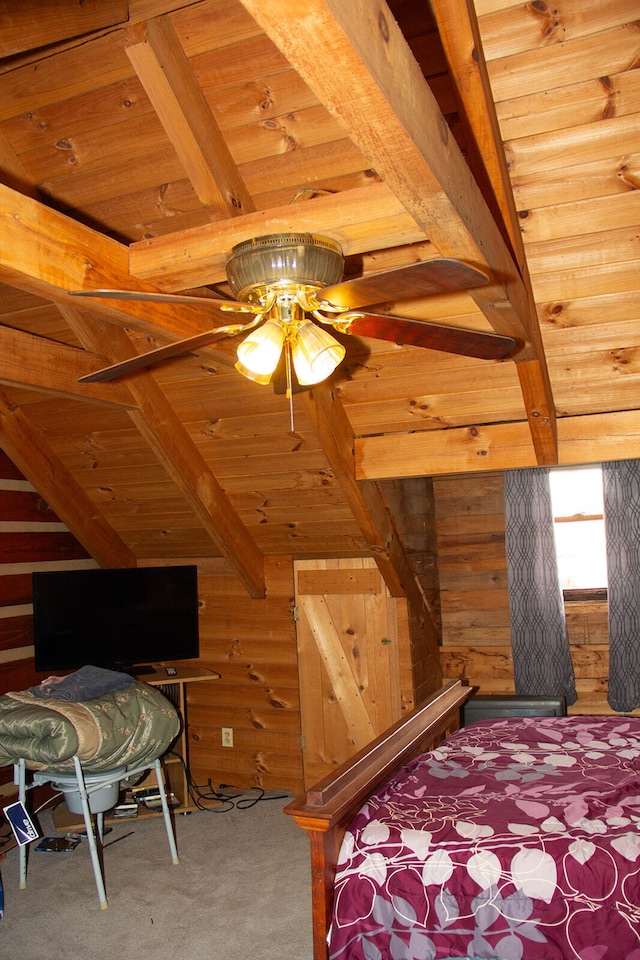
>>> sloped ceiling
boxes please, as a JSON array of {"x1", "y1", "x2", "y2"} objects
[{"x1": 0, "y1": 0, "x2": 638, "y2": 601}]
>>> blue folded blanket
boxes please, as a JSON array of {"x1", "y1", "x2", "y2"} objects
[{"x1": 29, "y1": 665, "x2": 133, "y2": 701}]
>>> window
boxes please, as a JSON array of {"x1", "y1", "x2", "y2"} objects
[{"x1": 549, "y1": 466, "x2": 607, "y2": 597}]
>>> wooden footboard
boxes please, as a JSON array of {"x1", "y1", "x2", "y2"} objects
[{"x1": 284, "y1": 680, "x2": 472, "y2": 960}]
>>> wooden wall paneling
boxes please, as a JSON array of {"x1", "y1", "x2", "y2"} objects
[
  {"x1": 0, "y1": 572, "x2": 33, "y2": 605},
  {"x1": 478, "y1": 0, "x2": 637, "y2": 60},
  {"x1": 0, "y1": 613, "x2": 32, "y2": 653},
  {"x1": 515, "y1": 177, "x2": 640, "y2": 239},
  {"x1": 483, "y1": 21, "x2": 638, "y2": 104},
  {"x1": 187, "y1": 555, "x2": 304, "y2": 794},
  {"x1": 0, "y1": 531, "x2": 91, "y2": 564},
  {"x1": 434, "y1": 471, "x2": 638, "y2": 716}
]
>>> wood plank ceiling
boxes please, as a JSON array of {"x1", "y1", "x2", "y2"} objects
[{"x1": 0, "y1": 0, "x2": 638, "y2": 599}]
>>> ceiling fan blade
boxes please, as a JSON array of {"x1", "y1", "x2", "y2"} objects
[
  {"x1": 78, "y1": 328, "x2": 238, "y2": 383},
  {"x1": 318, "y1": 259, "x2": 489, "y2": 311},
  {"x1": 70, "y1": 289, "x2": 254, "y2": 312},
  {"x1": 339, "y1": 312, "x2": 515, "y2": 360}
]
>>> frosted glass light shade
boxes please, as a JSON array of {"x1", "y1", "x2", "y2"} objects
[
  {"x1": 234, "y1": 360, "x2": 274, "y2": 385},
  {"x1": 291, "y1": 321, "x2": 345, "y2": 385},
  {"x1": 227, "y1": 233, "x2": 344, "y2": 299},
  {"x1": 236, "y1": 320, "x2": 285, "y2": 376}
]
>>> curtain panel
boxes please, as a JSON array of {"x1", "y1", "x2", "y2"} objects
[
  {"x1": 504, "y1": 468, "x2": 577, "y2": 705},
  {"x1": 603, "y1": 459, "x2": 640, "y2": 712}
]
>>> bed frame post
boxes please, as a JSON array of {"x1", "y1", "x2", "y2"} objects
[{"x1": 285, "y1": 680, "x2": 472, "y2": 960}]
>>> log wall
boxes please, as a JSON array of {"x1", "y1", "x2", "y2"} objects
[
  {"x1": 0, "y1": 445, "x2": 304, "y2": 796},
  {"x1": 186, "y1": 555, "x2": 304, "y2": 796},
  {"x1": 0, "y1": 448, "x2": 95, "y2": 796}
]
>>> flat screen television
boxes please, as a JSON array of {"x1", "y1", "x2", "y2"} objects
[{"x1": 32, "y1": 564, "x2": 199, "y2": 675}]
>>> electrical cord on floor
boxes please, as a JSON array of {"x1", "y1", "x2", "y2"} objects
[{"x1": 167, "y1": 750, "x2": 288, "y2": 812}]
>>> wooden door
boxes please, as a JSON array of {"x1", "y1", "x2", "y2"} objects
[{"x1": 294, "y1": 558, "x2": 404, "y2": 788}]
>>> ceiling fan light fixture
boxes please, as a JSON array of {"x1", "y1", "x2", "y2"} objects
[
  {"x1": 234, "y1": 360, "x2": 274, "y2": 385},
  {"x1": 291, "y1": 320, "x2": 346, "y2": 386},
  {"x1": 235, "y1": 319, "x2": 285, "y2": 377},
  {"x1": 227, "y1": 233, "x2": 344, "y2": 300}
]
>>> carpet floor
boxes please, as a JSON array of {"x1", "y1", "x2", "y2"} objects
[{"x1": 0, "y1": 789, "x2": 313, "y2": 960}]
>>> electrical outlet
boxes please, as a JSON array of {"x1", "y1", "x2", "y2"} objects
[{"x1": 221, "y1": 727, "x2": 233, "y2": 748}]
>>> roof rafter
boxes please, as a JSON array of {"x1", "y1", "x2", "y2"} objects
[
  {"x1": 0, "y1": 185, "x2": 265, "y2": 595},
  {"x1": 0, "y1": 387, "x2": 136, "y2": 569},
  {"x1": 0, "y1": 183, "x2": 236, "y2": 342},
  {"x1": 0, "y1": 324, "x2": 134, "y2": 407},
  {"x1": 124, "y1": 15, "x2": 255, "y2": 220},
  {"x1": 237, "y1": 0, "x2": 557, "y2": 465},
  {"x1": 61, "y1": 304, "x2": 266, "y2": 599},
  {"x1": 429, "y1": 0, "x2": 557, "y2": 465}
]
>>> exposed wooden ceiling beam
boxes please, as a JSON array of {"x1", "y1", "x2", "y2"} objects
[
  {"x1": 0, "y1": 388, "x2": 137, "y2": 569},
  {"x1": 429, "y1": 0, "x2": 518, "y2": 259},
  {"x1": 0, "y1": 324, "x2": 134, "y2": 406},
  {"x1": 0, "y1": 183, "x2": 234, "y2": 342},
  {"x1": 429, "y1": 0, "x2": 558, "y2": 467},
  {"x1": 355, "y1": 410, "x2": 640, "y2": 479},
  {"x1": 0, "y1": 180, "x2": 421, "y2": 351},
  {"x1": 128, "y1": 181, "x2": 424, "y2": 289},
  {"x1": 237, "y1": 0, "x2": 557, "y2": 465},
  {"x1": 62, "y1": 305, "x2": 266, "y2": 599},
  {"x1": 124, "y1": 15, "x2": 255, "y2": 220}
]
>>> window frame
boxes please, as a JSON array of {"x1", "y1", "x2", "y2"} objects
[{"x1": 549, "y1": 466, "x2": 608, "y2": 603}]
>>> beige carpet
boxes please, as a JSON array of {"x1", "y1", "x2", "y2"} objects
[{"x1": 0, "y1": 790, "x2": 313, "y2": 960}]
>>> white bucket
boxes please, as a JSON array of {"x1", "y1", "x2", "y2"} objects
[{"x1": 52, "y1": 766, "x2": 127, "y2": 814}]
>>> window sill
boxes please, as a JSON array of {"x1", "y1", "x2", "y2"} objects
[{"x1": 563, "y1": 588, "x2": 607, "y2": 603}]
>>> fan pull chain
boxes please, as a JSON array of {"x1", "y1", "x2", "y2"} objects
[{"x1": 284, "y1": 340, "x2": 295, "y2": 432}]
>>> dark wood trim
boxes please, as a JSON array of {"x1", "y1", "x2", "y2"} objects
[{"x1": 563, "y1": 588, "x2": 608, "y2": 603}]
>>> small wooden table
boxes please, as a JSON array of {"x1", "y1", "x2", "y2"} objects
[{"x1": 142, "y1": 662, "x2": 220, "y2": 814}]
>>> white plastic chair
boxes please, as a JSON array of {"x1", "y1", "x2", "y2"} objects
[{"x1": 15, "y1": 755, "x2": 179, "y2": 908}]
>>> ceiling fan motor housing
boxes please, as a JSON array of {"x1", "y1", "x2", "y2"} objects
[{"x1": 226, "y1": 233, "x2": 344, "y2": 301}]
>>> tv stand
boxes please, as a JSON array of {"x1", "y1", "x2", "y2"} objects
[
  {"x1": 142, "y1": 663, "x2": 220, "y2": 813},
  {"x1": 52, "y1": 662, "x2": 220, "y2": 830}
]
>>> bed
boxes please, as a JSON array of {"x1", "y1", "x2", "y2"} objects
[{"x1": 285, "y1": 681, "x2": 640, "y2": 960}]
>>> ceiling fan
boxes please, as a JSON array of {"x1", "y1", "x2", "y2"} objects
[{"x1": 72, "y1": 233, "x2": 516, "y2": 388}]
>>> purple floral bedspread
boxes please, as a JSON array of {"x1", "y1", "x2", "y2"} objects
[{"x1": 328, "y1": 715, "x2": 640, "y2": 960}]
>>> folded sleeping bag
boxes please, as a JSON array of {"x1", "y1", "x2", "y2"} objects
[{"x1": 0, "y1": 680, "x2": 180, "y2": 773}]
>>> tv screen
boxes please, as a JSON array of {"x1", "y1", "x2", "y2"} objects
[{"x1": 32, "y1": 565, "x2": 199, "y2": 675}]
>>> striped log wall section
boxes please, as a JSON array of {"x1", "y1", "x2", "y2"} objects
[{"x1": 0, "y1": 447, "x2": 96, "y2": 796}]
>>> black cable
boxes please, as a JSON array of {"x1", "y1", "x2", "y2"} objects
[{"x1": 167, "y1": 749, "x2": 288, "y2": 812}]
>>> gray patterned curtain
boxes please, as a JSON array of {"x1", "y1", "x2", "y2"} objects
[
  {"x1": 504, "y1": 468, "x2": 577, "y2": 704},
  {"x1": 603, "y1": 459, "x2": 640, "y2": 712}
]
